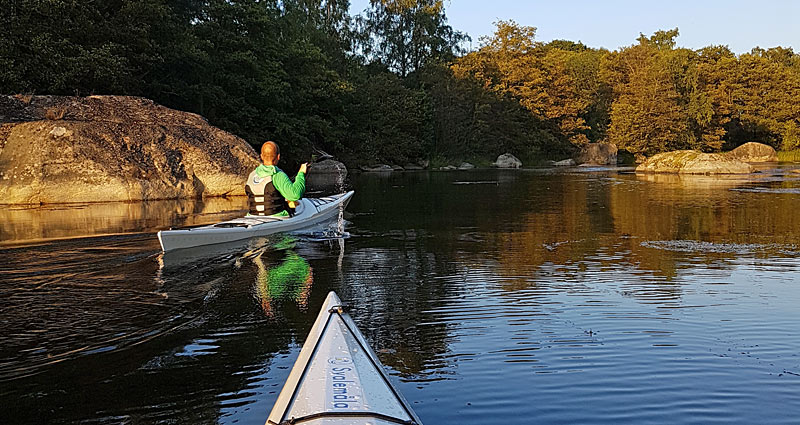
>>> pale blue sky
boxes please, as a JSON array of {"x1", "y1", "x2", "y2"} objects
[{"x1": 349, "y1": 0, "x2": 800, "y2": 54}]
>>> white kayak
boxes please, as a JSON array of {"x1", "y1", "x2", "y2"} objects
[
  {"x1": 158, "y1": 191, "x2": 354, "y2": 252},
  {"x1": 267, "y1": 291, "x2": 423, "y2": 425}
]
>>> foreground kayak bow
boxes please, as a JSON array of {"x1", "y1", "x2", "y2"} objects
[{"x1": 267, "y1": 291, "x2": 422, "y2": 425}]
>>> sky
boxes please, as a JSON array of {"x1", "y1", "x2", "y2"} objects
[{"x1": 348, "y1": 0, "x2": 800, "y2": 54}]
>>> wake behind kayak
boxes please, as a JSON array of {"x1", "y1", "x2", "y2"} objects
[
  {"x1": 267, "y1": 291, "x2": 422, "y2": 425},
  {"x1": 157, "y1": 191, "x2": 353, "y2": 252}
]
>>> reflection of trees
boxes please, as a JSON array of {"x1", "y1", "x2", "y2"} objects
[
  {"x1": 348, "y1": 168, "x2": 800, "y2": 369},
  {"x1": 490, "y1": 171, "x2": 800, "y2": 290},
  {"x1": 612, "y1": 173, "x2": 800, "y2": 246}
]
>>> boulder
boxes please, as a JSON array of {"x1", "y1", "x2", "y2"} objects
[
  {"x1": 439, "y1": 165, "x2": 457, "y2": 171},
  {"x1": 0, "y1": 95, "x2": 259, "y2": 204},
  {"x1": 575, "y1": 143, "x2": 618, "y2": 165},
  {"x1": 635, "y1": 150, "x2": 753, "y2": 174},
  {"x1": 391, "y1": 164, "x2": 404, "y2": 171},
  {"x1": 309, "y1": 159, "x2": 347, "y2": 178},
  {"x1": 493, "y1": 153, "x2": 522, "y2": 168},
  {"x1": 403, "y1": 163, "x2": 424, "y2": 170},
  {"x1": 554, "y1": 158, "x2": 576, "y2": 166},
  {"x1": 360, "y1": 164, "x2": 393, "y2": 172},
  {"x1": 458, "y1": 162, "x2": 475, "y2": 170},
  {"x1": 727, "y1": 142, "x2": 778, "y2": 162}
]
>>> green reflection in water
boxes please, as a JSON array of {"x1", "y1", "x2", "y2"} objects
[{"x1": 253, "y1": 236, "x2": 313, "y2": 317}]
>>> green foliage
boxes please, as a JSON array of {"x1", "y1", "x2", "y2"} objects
[
  {"x1": 355, "y1": 0, "x2": 468, "y2": 77},
  {"x1": 344, "y1": 71, "x2": 432, "y2": 164},
  {"x1": 2, "y1": 2, "x2": 799, "y2": 166},
  {"x1": 777, "y1": 150, "x2": 800, "y2": 162}
]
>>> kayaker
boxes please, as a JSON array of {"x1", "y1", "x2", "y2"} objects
[{"x1": 245, "y1": 141, "x2": 308, "y2": 216}]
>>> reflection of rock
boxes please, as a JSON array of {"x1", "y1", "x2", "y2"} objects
[
  {"x1": 634, "y1": 172, "x2": 754, "y2": 192},
  {"x1": 0, "y1": 196, "x2": 247, "y2": 244},
  {"x1": 576, "y1": 143, "x2": 618, "y2": 165},
  {"x1": 727, "y1": 142, "x2": 778, "y2": 162},
  {"x1": 554, "y1": 158, "x2": 576, "y2": 166},
  {"x1": 0, "y1": 95, "x2": 259, "y2": 204},
  {"x1": 636, "y1": 150, "x2": 753, "y2": 174},
  {"x1": 458, "y1": 162, "x2": 475, "y2": 170},
  {"x1": 494, "y1": 153, "x2": 522, "y2": 168}
]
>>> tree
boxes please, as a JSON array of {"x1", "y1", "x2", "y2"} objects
[
  {"x1": 355, "y1": 0, "x2": 467, "y2": 77},
  {"x1": 453, "y1": 21, "x2": 596, "y2": 149},
  {"x1": 601, "y1": 30, "x2": 690, "y2": 155}
]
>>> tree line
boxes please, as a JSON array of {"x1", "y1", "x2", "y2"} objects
[{"x1": 2, "y1": 1, "x2": 799, "y2": 166}]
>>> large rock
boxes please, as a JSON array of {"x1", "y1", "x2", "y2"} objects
[
  {"x1": 636, "y1": 150, "x2": 753, "y2": 174},
  {"x1": 0, "y1": 95, "x2": 259, "y2": 204},
  {"x1": 309, "y1": 159, "x2": 347, "y2": 177},
  {"x1": 493, "y1": 153, "x2": 522, "y2": 168},
  {"x1": 576, "y1": 143, "x2": 618, "y2": 165},
  {"x1": 458, "y1": 162, "x2": 475, "y2": 170},
  {"x1": 727, "y1": 142, "x2": 778, "y2": 162},
  {"x1": 360, "y1": 164, "x2": 393, "y2": 172}
]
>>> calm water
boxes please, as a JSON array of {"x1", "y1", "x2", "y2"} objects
[{"x1": 2, "y1": 168, "x2": 800, "y2": 424}]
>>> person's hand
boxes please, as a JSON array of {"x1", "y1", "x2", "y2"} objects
[{"x1": 299, "y1": 162, "x2": 309, "y2": 174}]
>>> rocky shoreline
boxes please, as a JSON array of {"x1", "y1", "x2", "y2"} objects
[
  {"x1": 0, "y1": 95, "x2": 259, "y2": 204},
  {"x1": 1, "y1": 96, "x2": 792, "y2": 204}
]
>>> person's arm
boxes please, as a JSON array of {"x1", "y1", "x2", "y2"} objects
[{"x1": 272, "y1": 170, "x2": 306, "y2": 201}]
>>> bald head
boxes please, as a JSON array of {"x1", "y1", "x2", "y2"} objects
[{"x1": 260, "y1": 141, "x2": 280, "y2": 165}]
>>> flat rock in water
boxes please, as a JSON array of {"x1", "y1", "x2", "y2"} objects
[
  {"x1": 403, "y1": 163, "x2": 424, "y2": 170},
  {"x1": 554, "y1": 158, "x2": 576, "y2": 166},
  {"x1": 494, "y1": 153, "x2": 522, "y2": 168},
  {"x1": 0, "y1": 95, "x2": 259, "y2": 204},
  {"x1": 439, "y1": 165, "x2": 457, "y2": 171},
  {"x1": 458, "y1": 162, "x2": 475, "y2": 170},
  {"x1": 636, "y1": 150, "x2": 753, "y2": 174},
  {"x1": 360, "y1": 164, "x2": 393, "y2": 172},
  {"x1": 726, "y1": 142, "x2": 778, "y2": 162}
]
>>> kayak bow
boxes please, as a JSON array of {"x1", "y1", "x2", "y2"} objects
[
  {"x1": 267, "y1": 291, "x2": 422, "y2": 425},
  {"x1": 157, "y1": 191, "x2": 353, "y2": 252}
]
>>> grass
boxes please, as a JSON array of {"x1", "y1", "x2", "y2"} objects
[{"x1": 777, "y1": 150, "x2": 800, "y2": 162}]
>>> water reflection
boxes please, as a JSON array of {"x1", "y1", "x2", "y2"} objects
[
  {"x1": 252, "y1": 236, "x2": 314, "y2": 317},
  {"x1": 0, "y1": 197, "x2": 247, "y2": 245},
  {"x1": 2, "y1": 168, "x2": 800, "y2": 424}
]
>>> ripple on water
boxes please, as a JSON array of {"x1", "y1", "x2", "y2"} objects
[{"x1": 3, "y1": 170, "x2": 800, "y2": 425}]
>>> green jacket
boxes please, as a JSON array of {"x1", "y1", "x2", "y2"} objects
[{"x1": 254, "y1": 165, "x2": 306, "y2": 216}]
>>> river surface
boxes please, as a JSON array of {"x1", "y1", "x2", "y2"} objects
[{"x1": 2, "y1": 167, "x2": 800, "y2": 424}]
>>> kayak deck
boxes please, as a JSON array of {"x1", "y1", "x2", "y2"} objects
[{"x1": 267, "y1": 292, "x2": 422, "y2": 425}]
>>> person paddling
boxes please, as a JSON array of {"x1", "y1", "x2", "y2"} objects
[{"x1": 246, "y1": 141, "x2": 308, "y2": 217}]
